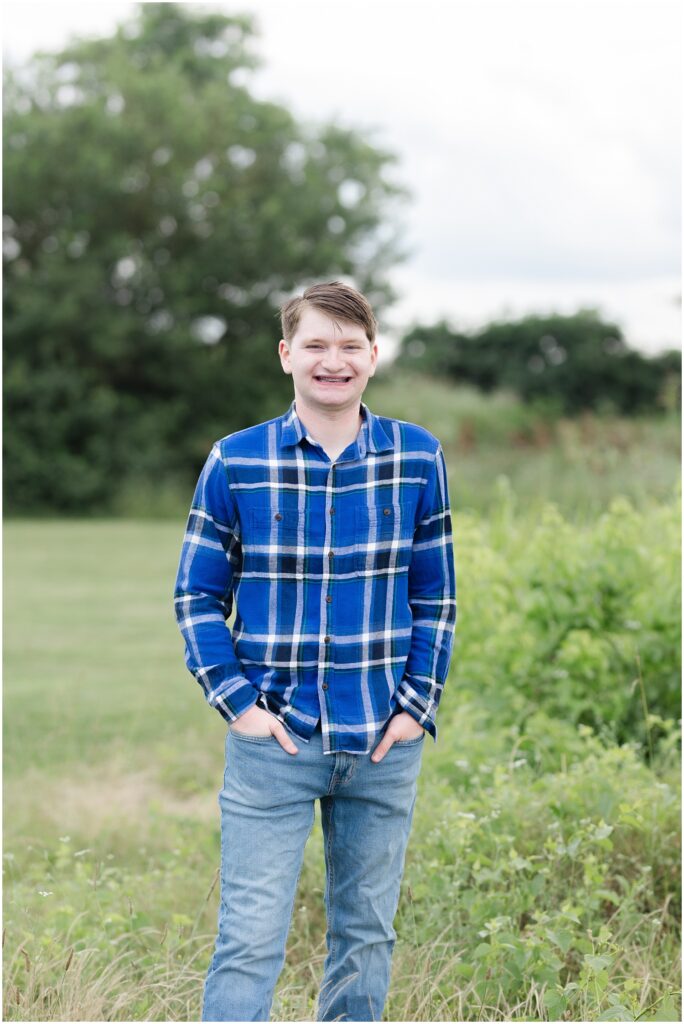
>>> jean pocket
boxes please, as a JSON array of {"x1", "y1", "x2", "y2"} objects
[
  {"x1": 228, "y1": 728, "x2": 274, "y2": 744},
  {"x1": 394, "y1": 732, "x2": 425, "y2": 745}
]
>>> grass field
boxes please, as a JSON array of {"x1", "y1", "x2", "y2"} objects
[{"x1": 3, "y1": 397, "x2": 682, "y2": 1021}]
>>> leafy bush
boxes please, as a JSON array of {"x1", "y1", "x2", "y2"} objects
[{"x1": 451, "y1": 485, "x2": 681, "y2": 752}]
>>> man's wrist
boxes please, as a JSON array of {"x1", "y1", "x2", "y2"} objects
[
  {"x1": 214, "y1": 683, "x2": 260, "y2": 724},
  {"x1": 232, "y1": 701, "x2": 263, "y2": 721},
  {"x1": 394, "y1": 683, "x2": 438, "y2": 742}
]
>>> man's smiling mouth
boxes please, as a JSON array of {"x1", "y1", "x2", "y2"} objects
[{"x1": 314, "y1": 376, "x2": 352, "y2": 383}]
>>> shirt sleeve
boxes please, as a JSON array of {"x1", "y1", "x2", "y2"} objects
[
  {"x1": 173, "y1": 443, "x2": 260, "y2": 723},
  {"x1": 395, "y1": 444, "x2": 457, "y2": 742}
]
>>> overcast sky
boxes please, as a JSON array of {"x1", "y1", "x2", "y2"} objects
[{"x1": 3, "y1": 0, "x2": 682, "y2": 354}]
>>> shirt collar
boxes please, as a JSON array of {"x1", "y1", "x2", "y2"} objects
[{"x1": 279, "y1": 399, "x2": 394, "y2": 456}]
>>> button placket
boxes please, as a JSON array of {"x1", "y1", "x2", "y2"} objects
[
  {"x1": 326, "y1": 463, "x2": 336, "y2": 626},
  {"x1": 320, "y1": 463, "x2": 335, "y2": 705}
]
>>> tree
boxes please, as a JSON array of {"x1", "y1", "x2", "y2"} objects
[
  {"x1": 4, "y1": 3, "x2": 410, "y2": 512},
  {"x1": 397, "y1": 310, "x2": 681, "y2": 415}
]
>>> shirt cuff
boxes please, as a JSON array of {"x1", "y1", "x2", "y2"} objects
[
  {"x1": 394, "y1": 678, "x2": 438, "y2": 743},
  {"x1": 208, "y1": 676, "x2": 260, "y2": 723}
]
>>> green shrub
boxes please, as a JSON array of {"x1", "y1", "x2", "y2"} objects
[{"x1": 451, "y1": 485, "x2": 681, "y2": 751}]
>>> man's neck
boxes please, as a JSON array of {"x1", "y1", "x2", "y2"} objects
[{"x1": 294, "y1": 397, "x2": 363, "y2": 456}]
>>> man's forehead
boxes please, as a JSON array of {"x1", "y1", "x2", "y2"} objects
[{"x1": 291, "y1": 311, "x2": 369, "y2": 344}]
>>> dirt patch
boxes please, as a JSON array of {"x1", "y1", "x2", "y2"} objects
[{"x1": 5, "y1": 761, "x2": 216, "y2": 842}]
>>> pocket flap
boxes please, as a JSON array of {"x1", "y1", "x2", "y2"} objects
[
  {"x1": 251, "y1": 507, "x2": 304, "y2": 533},
  {"x1": 355, "y1": 502, "x2": 414, "y2": 533}
]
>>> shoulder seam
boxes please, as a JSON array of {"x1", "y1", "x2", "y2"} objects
[{"x1": 209, "y1": 441, "x2": 238, "y2": 516}]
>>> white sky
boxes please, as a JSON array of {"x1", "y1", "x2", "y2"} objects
[{"x1": 3, "y1": 0, "x2": 682, "y2": 354}]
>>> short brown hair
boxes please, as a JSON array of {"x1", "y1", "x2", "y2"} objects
[{"x1": 279, "y1": 280, "x2": 377, "y2": 344}]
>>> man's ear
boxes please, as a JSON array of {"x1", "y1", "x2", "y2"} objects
[{"x1": 278, "y1": 339, "x2": 292, "y2": 372}]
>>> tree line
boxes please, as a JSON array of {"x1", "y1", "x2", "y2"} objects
[
  {"x1": 4, "y1": 3, "x2": 680, "y2": 513},
  {"x1": 397, "y1": 313, "x2": 680, "y2": 417}
]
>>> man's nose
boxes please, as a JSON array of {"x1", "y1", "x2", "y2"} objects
[{"x1": 321, "y1": 351, "x2": 345, "y2": 370}]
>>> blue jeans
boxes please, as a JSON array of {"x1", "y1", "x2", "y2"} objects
[{"x1": 201, "y1": 719, "x2": 425, "y2": 1022}]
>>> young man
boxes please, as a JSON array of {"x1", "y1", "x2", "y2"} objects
[{"x1": 174, "y1": 281, "x2": 457, "y2": 1022}]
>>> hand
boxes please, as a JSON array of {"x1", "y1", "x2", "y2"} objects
[
  {"x1": 370, "y1": 711, "x2": 425, "y2": 763},
  {"x1": 230, "y1": 704, "x2": 299, "y2": 755}
]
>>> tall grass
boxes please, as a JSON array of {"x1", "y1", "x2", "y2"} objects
[
  {"x1": 97, "y1": 372, "x2": 682, "y2": 521},
  {"x1": 369, "y1": 370, "x2": 681, "y2": 523}
]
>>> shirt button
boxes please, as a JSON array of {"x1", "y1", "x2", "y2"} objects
[
  {"x1": 328, "y1": 549, "x2": 334, "y2": 559},
  {"x1": 323, "y1": 635, "x2": 331, "y2": 643},
  {"x1": 325, "y1": 595, "x2": 332, "y2": 604},
  {"x1": 329, "y1": 507, "x2": 335, "y2": 515},
  {"x1": 383, "y1": 508, "x2": 391, "y2": 516},
  {"x1": 274, "y1": 513, "x2": 282, "y2": 521},
  {"x1": 322, "y1": 683, "x2": 329, "y2": 691}
]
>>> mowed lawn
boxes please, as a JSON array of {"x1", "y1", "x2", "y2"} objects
[{"x1": 4, "y1": 520, "x2": 226, "y2": 846}]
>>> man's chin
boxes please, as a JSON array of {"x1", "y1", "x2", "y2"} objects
[{"x1": 301, "y1": 387, "x2": 361, "y2": 406}]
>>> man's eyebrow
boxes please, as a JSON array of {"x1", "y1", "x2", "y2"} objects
[{"x1": 304, "y1": 337, "x2": 365, "y2": 343}]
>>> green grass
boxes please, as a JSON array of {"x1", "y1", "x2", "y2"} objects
[
  {"x1": 3, "y1": 520, "x2": 201, "y2": 781},
  {"x1": 4, "y1": 464, "x2": 681, "y2": 1019}
]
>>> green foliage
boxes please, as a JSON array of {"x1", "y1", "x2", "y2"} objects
[
  {"x1": 4, "y1": 733, "x2": 680, "y2": 1021},
  {"x1": 3, "y1": 834, "x2": 215, "y2": 1021},
  {"x1": 453, "y1": 485, "x2": 681, "y2": 750},
  {"x1": 3, "y1": 485, "x2": 680, "y2": 1019},
  {"x1": 391, "y1": 732, "x2": 680, "y2": 1022},
  {"x1": 397, "y1": 310, "x2": 681, "y2": 416},
  {"x1": 4, "y1": 3, "x2": 409, "y2": 512}
]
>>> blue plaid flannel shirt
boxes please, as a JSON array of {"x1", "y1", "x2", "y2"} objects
[{"x1": 174, "y1": 399, "x2": 457, "y2": 755}]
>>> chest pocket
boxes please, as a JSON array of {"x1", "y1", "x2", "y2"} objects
[
  {"x1": 250, "y1": 506, "x2": 304, "y2": 541},
  {"x1": 354, "y1": 502, "x2": 414, "y2": 574}
]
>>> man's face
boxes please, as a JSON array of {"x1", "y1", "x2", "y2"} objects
[{"x1": 278, "y1": 306, "x2": 378, "y2": 412}]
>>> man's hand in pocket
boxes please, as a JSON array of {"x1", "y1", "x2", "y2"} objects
[
  {"x1": 371, "y1": 711, "x2": 425, "y2": 763},
  {"x1": 230, "y1": 704, "x2": 299, "y2": 755}
]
